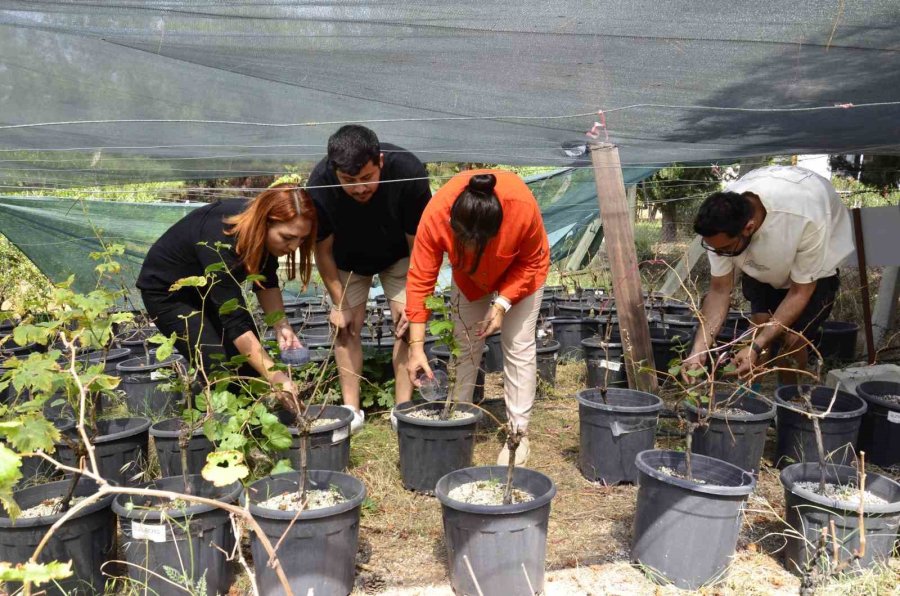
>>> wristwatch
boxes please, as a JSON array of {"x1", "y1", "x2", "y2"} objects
[{"x1": 750, "y1": 341, "x2": 764, "y2": 357}]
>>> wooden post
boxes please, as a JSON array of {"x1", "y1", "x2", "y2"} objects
[
  {"x1": 589, "y1": 143, "x2": 657, "y2": 392},
  {"x1": 872, "y1": 266, "x2": 899, "y2": 348},
  {"x1": 851, "y1": 207, "x2": 876, "y2": 364},
  {"x1": 565, "y1": 217, "x2": 602, "y2": 271}
]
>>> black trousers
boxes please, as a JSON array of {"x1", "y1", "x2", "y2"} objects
[
  {"x1": 741, "y1": 272, "x2": 840, "y2": 338},
  {"x1": 141, "y1": 288, "x2": 257, "y2": 379}
]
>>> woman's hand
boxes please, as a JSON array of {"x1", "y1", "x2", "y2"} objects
[
  {"x1": 269, "y1": 370, "x2": 301, "y2": 413},
  {"x1": 476, "y1": 304, "x2": 505, "y2": 338},
  {"x1": 406, "y1": 345, "x2": 433, "y2": 387},
  {"x1": 275, "y1": 321, "x2": 302, "y2": 351}
]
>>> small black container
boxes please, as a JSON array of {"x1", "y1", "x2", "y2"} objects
[
  {"x1": 632, "y1": 450, "x2": 755, "y2": 589},
  {"x1": 116, "y1": 354, "x2": 187, "y2": 418},
  {"x1": 395, "y1": 401, "x2": 482, "y2": 493},
  {"x1": 774, "y1": 385, "x2": 867, "y2": 468},
  {"x1": 0, "y1": 478, "x2": 115, "y2": 595},
  {"x1": 582, "y1": 336, "x2": 627, "y2": 389},
  {"x1": 247, "y1": 471, "x2": 366, "y2": 596},
  {"x1": 435, "y1": 465, "x2": 557, "y2": 596},
  {"x1": 150, "y1": 418, "x2": 216, "y2": 477},
  {"x1": 780, "y1": 463, "x2": 900, "y2": 571},
  {"x1": 577, "y1": 387, "x2": 663, "y2": 484},
  {"x1": 58, "y1": 417, "x2": 151, "y2": 486},
  {"x1": 483, "y1": 331, "x2": 503, "y2": 373},
  {"x1": 855, "y1": 380, "x2": 900, "y2": 467},
  {"x1": 815, "y1": 320, "x2": 859, "y2": 362},
  {"x1": 112, "y1": 475, "x2": 242, "y2": 596},
  {"x1": 683, "y1": 393, "x2": 776, "y2": 476},
  {"x1": 277, "y1": 405, "x2": 353, "y2": 472}
]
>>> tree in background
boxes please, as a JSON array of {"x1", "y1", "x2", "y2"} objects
[{"x1": 639, "y1": 165, "x2": 724, "y2": 243}]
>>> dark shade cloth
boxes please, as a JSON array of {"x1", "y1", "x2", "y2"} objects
[
  {"x1": 307, "y1": 143, "x2": 431, "y2": 276},
  {"x1": 137, "y1": 200, "x2": 278, "y2": 340}
]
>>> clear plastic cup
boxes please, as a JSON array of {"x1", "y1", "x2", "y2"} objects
[
  {"x1": 280, "y1": 347, "x2": 310, "y2": 366},
  {"x1": 417, "y1": 369, "x2": 449, "y2": 401}
]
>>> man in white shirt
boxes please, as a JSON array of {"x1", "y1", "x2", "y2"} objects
[{"x1": 682, "y1": 165, "x2": 854, "y2": 383}]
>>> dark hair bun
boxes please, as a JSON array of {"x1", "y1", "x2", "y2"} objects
[{"x1": 467, "y1": 174, "x2": 497, "y2": 194}]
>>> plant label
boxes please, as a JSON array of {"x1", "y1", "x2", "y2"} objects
[
  {"x1": 332, "y1": 426, "x2": 350, "y2": 443},
  {"x1": 131, "y1": 521, "x2": 168, "y2": 543},
  {"x1": 599, "y1": 359, "x2": 622, "y2": 372},
  {"x1": 150, "y1": 371, "x2": 167, "y2": 381},
  {"x1": 888, "y1": 411, "x2": 900, "y2": 424}
]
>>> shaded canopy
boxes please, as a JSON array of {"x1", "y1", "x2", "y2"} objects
[{"x1": 1, "y1": 1, "x2": 899, "y2": 187}]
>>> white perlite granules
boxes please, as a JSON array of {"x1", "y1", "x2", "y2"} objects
[
  {"x1": 794, "y1": 481, "x2": 888, "y2": 507},
  {"x1": 447, "y1": 480, "x2": 534, "y2": 506},
  {"x1": 258, "y1": 488, "x2": 346, "y2": 512}
]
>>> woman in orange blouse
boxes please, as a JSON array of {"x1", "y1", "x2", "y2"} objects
[{"x1": 405, "y1": 170, "x2": 549, "y2": 465}]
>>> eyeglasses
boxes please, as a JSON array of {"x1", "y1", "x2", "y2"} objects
[{"x1": 701, "y1": 235, "x2": 750, "y2": 257}]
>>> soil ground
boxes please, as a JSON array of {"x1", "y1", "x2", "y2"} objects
[{"x1": 345, "y1": 361, "x2": 900, "y2": 595}]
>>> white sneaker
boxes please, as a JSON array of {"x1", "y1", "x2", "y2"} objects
[{"x1": 341, "y1": 405, "x2": 365, "y2": 435}]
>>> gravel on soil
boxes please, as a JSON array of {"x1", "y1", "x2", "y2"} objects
[
  {"x1": 447, "y1": 479, "x2": 534, "y2": 505},
  {"x1": 258, "y1": 487, "x2": 347, "y2": 512},
  {"x1": 310, "y1": 417, "x2": 340, "y2": 428},
  {"x1": 19, "y1": 496, "x2": 87, "y2": 519},
  {"x1": 405, "y1": 408, "x2": 475, "y2": 422},
  {"x1": 794, "y1": 481, "x2": 889, "y2": 506},
  {"x1": 657, "y1": 466, "x2": 707, "y2": 484}
]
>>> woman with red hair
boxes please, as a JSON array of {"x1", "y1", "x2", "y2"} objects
[{"x1": 137, "y1": 184, "x2": 316, "y2": 400}]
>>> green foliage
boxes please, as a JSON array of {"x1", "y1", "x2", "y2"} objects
[
  {"x1": 0, "y1": 443, "x2": 23, "y2": 517},
  {"x1": 0, "y1": 560, "x2": 72, "y2": 586},
  {"x1": 162, "y1": 566, "x2": 208, "y2": 596},
  {"x1": 0, "y1": 234, "x2": 51, "y2": 313},
  {"x1": 360, "y1": 347, "x2": 395, "y2": 409}
]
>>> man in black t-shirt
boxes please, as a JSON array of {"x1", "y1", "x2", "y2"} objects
[{"x1": 307, "y1": 125, "x2": 431, "y2": 432}]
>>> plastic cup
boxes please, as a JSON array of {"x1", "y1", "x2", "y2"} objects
[
  {"x1": 281, "y1": 347, "x2": 310, "y2": 366},
  {"x1": 418, "y1": 369, "x2": 449, "y2": 401}
]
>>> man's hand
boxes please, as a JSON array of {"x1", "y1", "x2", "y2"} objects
[
  {"x1": 680, "y1": 351, "x2": 707, "y2": 384},
  {"x1": 330, "y1": 305, "x2": 354, "y2": 336},
  {"x1": 730, "y1": 345, "x2": 759, "y2": 379},
  {"x1": 407, "y1": 347, "x2": 432, "y2": 386},
  {"x1": 476, "y1": 305, "x2": 504, "y2": 338},
  {"x1": 275, "y1": 323, "x2": 301, "y2": 351},
  {"x1": 269, "y1": 370, "x2": 300, "y2": 413},
  {"x1": 394, "y1": 309, "x2": 410, "y2": 338}
]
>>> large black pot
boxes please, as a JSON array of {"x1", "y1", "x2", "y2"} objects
[
  {"x1": 780, "y1": 463, "x2": 900, "y2": 571},
  {"x1": 632, "y1": 450, "x2": 755, "y2": 589},
  {"x1": 115, "y1": 327, "x2": 157, "y2": 361},
  {"x1": 59, "y1": 417, "x2": 151, "y2": 486},
  {"x1": 649, "y1": 325, "x2": 692, "y2": 378},
  {"x1": 395, "y1": 401, "x2": 482, "y2": 493},
  {"x1": 435, "y1": 466, "x2": 557, "y2": 596},
  {"x1": 18, "y1": 418, "x2": 75, "y2": 487},
  {"x1": 577, "y1": 387, "x2": 663, "y2": 484},
  {"x1": 76, "y1": 347, "x2": 132, "y2": 376},
  {"x1": 116, "y1": 354, "x2": 187, "y2": 418},
  {"x1": 582, "y1": 335, "x2": 627, "y2": 389},
  {"x1": 774, "y1": 385, "x2": 867, "y2": 468},
  {"x1": 0, "y1": 478, "x2": 115, "y2": 595},
  {"x1": 550, "y1": 316, "x2": 602, "y2": 361},
  {"x1": 112, "y1": 475, "x2": 242, "y2": 596},
  {"x1": 277, "y1": 405, "x2": 353, "y2": 472},
  {"x1": 814, "y1": 320, "x2": 859, "y2": 362},
  {"x1": 855, "y1": 380, "x2": 900, "y2": 468},
  {"x1": 683, "y1": 393, "x2": 776, "y2": 477},
  {"x1": 247, "y1": 471, "x2": 366, "y2": 596},
  {"x1": 536, "y1": 339, "x2": 560, "y2": 391},
  {"x1": 150, "y1": 418, "x2": 216, "y2": 477}
]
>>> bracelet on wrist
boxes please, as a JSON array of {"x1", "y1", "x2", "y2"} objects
[{"x1": 750, "y1": 341, "x2": 764, "y2": 357}]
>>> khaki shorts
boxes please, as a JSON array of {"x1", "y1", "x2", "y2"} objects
[{"x1": 336, "y1": 257, "x2": 409, "y2": 309}]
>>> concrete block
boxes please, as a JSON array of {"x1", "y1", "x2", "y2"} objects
[{"x1": 825, "y1": 363, "x2": 900, "y2": 395}]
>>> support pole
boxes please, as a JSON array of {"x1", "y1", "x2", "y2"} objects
[
  {"x1": 589, "y1": 143, "x2": 657, "y2": 392},
  {"x1": 872, "y1": 266, "x2": 899, "y2": 349},
  {"x1": 851, "y1": 208, "x2": 876, "y2": 364}
]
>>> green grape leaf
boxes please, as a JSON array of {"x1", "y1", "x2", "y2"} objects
[
  {"x1": 169, "y1": 276, "x2": 207, "y2": 292},
  {"x1": 218, "y1": 298, "x2": 240, "y2": 316},
  {"x1": 246, "y1": 274, "x2": 267, "y2": 284},
  {"x1": 204, "y1": 262, "x2": 227, "y2": 274},
  {"x1": 12, "y1": 324, "x2": 53, "y2": 347},
  {"x1": 0, "y1": 443, "x2": 23, "y2": 518},
  {"x1": 668, "y1": 365, "x2": 682, "y2": 377},
  {"x1": 686, "y1": 367, "x2": 706, "y2": 378},
  {"x1": 2, "y1": 415, "x2": 60, "y2": 453},
  {"x1": 261, "y1": 421, "x2": 293, "y2": 451},
  {"x1": 0, "y1": 561, "x2": 73, "y2": 585},
  {"x1": 428, "y1": 320, "x2": 453, "y2": 337},
  {"x1": 201, "y1": 451, "x2": 248, "y2": 487},
  {"x1": 219, "y1": 433, "x2": 247, "y2": 450},
  {"x1": 270, "y1": 459, "x2": 294, "y2": 475}
]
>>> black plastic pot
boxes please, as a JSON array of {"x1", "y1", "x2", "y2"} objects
[
  {"x1": 0, "y1": 478, "x2": 115, "y2": 595},
  {"x1": 277, "y1": 405, "x2": 353, "y2": 472},
  {"x1": 299, "y1": 324, "x2": 333, "y2": 342},
  {"x1": 112, "y1": 475, "x2": 242, "y2": 596},
  {"x1": 58, "y1": 417, "x2": 151, "y2": 485},
  {"x1": 116, "y1": 354, "x2": 187, "y2": 418},
  {"x1": 483, "y1": 331, "x2": 503, "y2": 373},
  {"x1": 664, "y1": 300, "x2": 695, "y2": 317},
  {"x1": 683, "y1": 394, "x2": 776, "y2": 477},
  {"x1": 582, "y1": 336, "x2": 627, "y2": 389},
  {"x1": 115, "y1": 327, "x2": 157, "y2": 361},
  {"x1": 780, "y1": 462, "x2": 900, "y2": 571},
  {"x1": 774, "y1": 385, "x2": 867, "y2": 468},
  {"x1": 715, "y1": 312, "x2": 753, "y2": 344},
  {"x1": 815, "y1": 320, "x2": 859, "y2": 361},
  {"x1": 855, "y1": 380, "x2": 900, "y2": 468},
  {"x1": 431, "y1": 344, "x2": 487, "y2": 403},
  {"x1": 18, "y1": 418, "x2": 75, "y2": 487},
  {"x1": 536, "y1": 339, "x2": 560, "y2": 389},
  {"x1": 551, "y1": 316, "x2": 602, "y2": 361},
  {"x1": 247, "y1": 471, "x2": 366, "y2": 596},
  {"x1": 649, "y1": 325, "x2": 692, "y2": 376},
  {"x1": 150, "y1": 418, "x2": 215, "y2": 477},
  {"x1": 435, "y1": 466, "x2": 557, "y2": 596},
  {"x1": 77, "y1": 347, "x2": 132, "y2": 376},
  {"x1": 577, "y1": 388, "x2": 663, "y2": 484},
  {"x1": 395, "y1": 401, "x2": 483, "y2": 493},
  {"x1": 632, "y1": 450, "x2": 755, "y2": 589}
]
